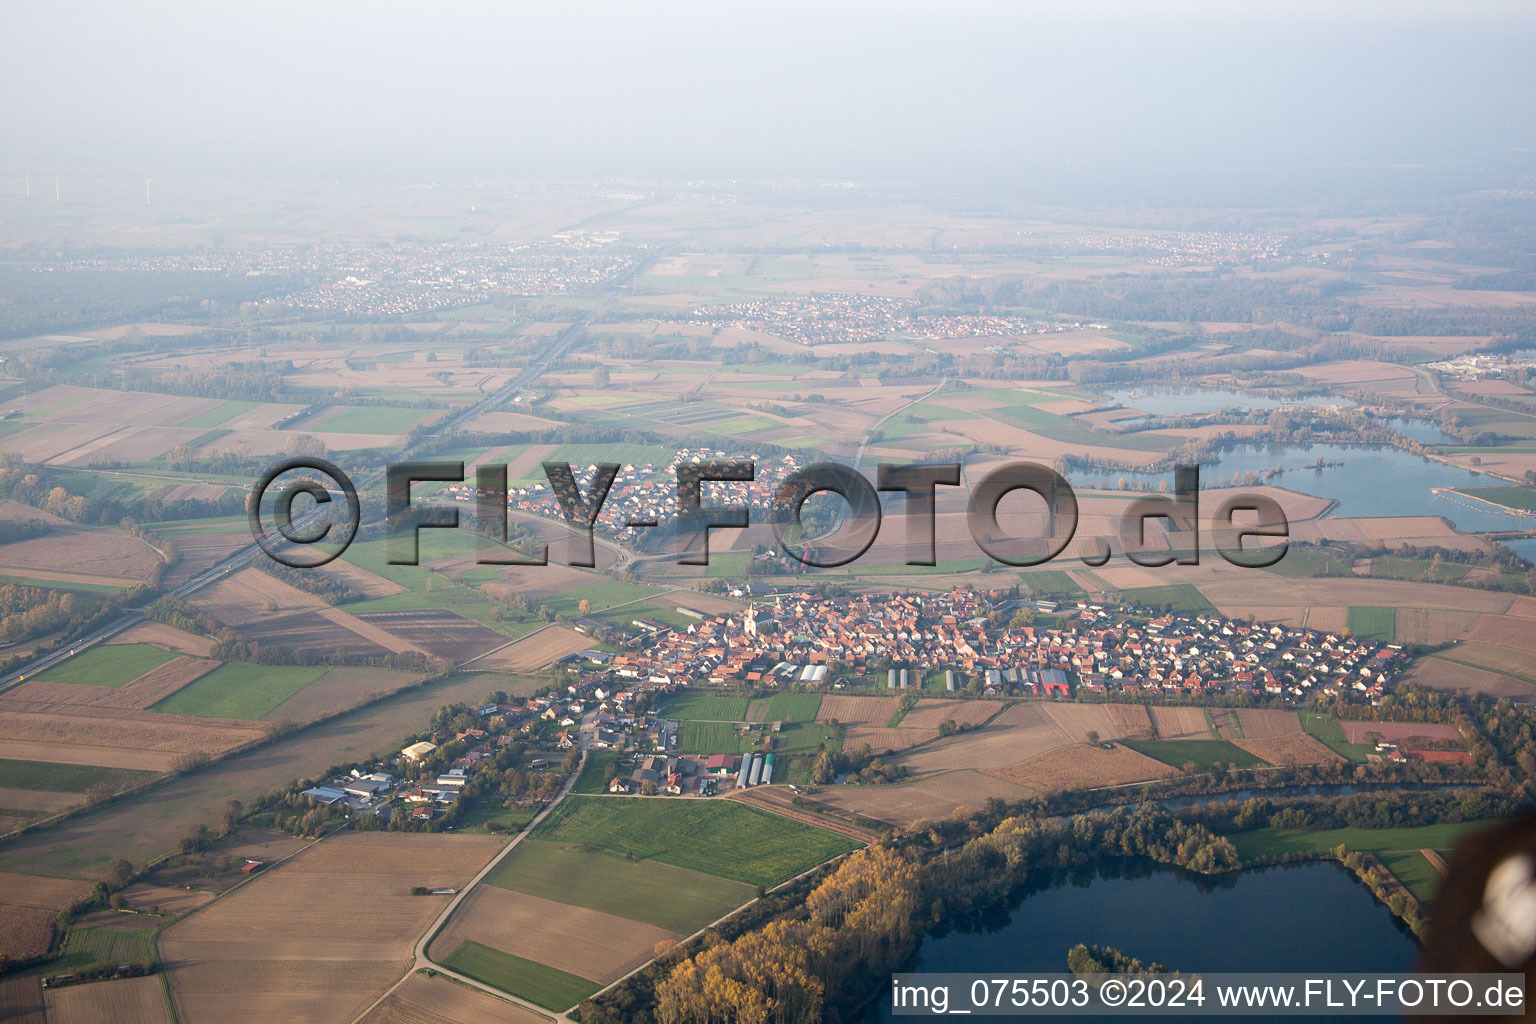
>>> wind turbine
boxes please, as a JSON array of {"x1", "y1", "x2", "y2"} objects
[
  {"x1": 144, "y1": 176, "x2": 152, "y2": 207},
  {"x1": 54, "y1": 175, "x2": 59, "y2": 201},
  {"x1": 24, "y1": 172, "x2": 29, "y2": 199}
]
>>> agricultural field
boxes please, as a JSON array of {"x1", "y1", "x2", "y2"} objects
[
  {"x1": 658, "y1": 693, "x2": 751, "y2": 721},
  {"x1": 0, "y1": 870, "x2": 95, "y2": 961},
  {"x1": 1123, "y1": 739, "x2": 1267, "y2": 771},
  {"x1": 9, "y1": 657, "x2": 220, "y2": 711},
  {"x1": 433, "y1": 886, "x2": 671, "y2": 991},
  {"x1": 897, "y1": 702, "x2": 1071, "y2": 774},
  {"x1": 471, "y1": 624, "x2": 588, "y2": 671},
  {"x1": 1236, "y1": 708, "x2": 1302, "y2": 738},
  {"x1": 160, "y1": 832, "x2": 504, "y2": 1024},
  {"x1": 353, "y1": 609, "x2": 511, "y2": 660},
  {"x1": 1231, "y1": 821, "x2": 1499, "y2": 904},
  {"x1": 0, "y1": 671, "x2": 518, "y2": 878},
  {"x1": 986, "y1": 742, "x2": 1179, "y2": 792},
  {"x1": 1346, "y1": 606, "x2": 1397, "y2": 642},
  {"x1": 1038, "y1": 702, "x2": 1151, "y2": 743},
  {"x1": 1235, "y1": 734, "x2": 1345, "y2": 766},
  {"x1": 431, "y1": 798, "x2": 849, "y2": 1011},
  {"x1": 816, "y1": 694, "x2": 901, "y2": 726},
  {"x1": 1148, "y1": 706, "x2": 1214, "y2": 741},
  {"x1": 533, "y1": 796, "x2": 860, "y2": 887},
  {"x1": 483, "y1": 838, "x2": 755, "y2": 935},
  {"x1": 359, "y1": 970, "x2": 549, "y2": 1024},
  {"x1": 808, "y1": 769, "x2": 1036, "y2": 828},
  {"x1": 42, "y1": 974, "x2": 174, "y2": 1024},
  {"x1": 1338, "y1": 720, "x2": 1463, "y2": 745},
  {"x1": 150, "y1": 663, "x2": 329, "y2": 720},
  {"x1": 439, "y1": 940, "x2": 601, "y2": 1012},
  {"x1": 764, "y1": 692, "x2": 823, "y2": 722},
  {"x1": 901, "y1": 698, "x2": 999, "y2": 731},
  {"x1": 34, "y1": 643, "x2": 178, "y2": 687},
  {"x1": 1300, "y1": 713, "x2": 1379, "y2": 761},
  {"x1": 0, "y1": 758, "x2": 156, "y2": 794},
  {"x1": 844, "y1": 726, "x2": 940, "y2": 752},
  {"x1": 55, "y1": 915, "x2": 158, "y2": 971}
]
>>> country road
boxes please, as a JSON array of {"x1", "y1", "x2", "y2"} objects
[{"x1": 348, "y1": 716, "x2": 595, "y2": 1024}]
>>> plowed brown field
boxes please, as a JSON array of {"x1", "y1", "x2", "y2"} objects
[
  {"x1": 1149, "y1": 706, "x2": 1212, "y2": 740},
  {"x1": 985, "y1": 743, "x2": 1178, "y2": 792},
  {"x1": 816, "y1": 695, "x2": 901, "y2": 726},
  {"x1": 429, "y1": 886, "x2": 675, "y2": 984},
  {"x1": 897, "y1": 703, "x2": 1070, "y2": 774},
  {"x1": 899, "y1": 699, "x2": 998, "y2": 730},
  {"x1": 161, "y1": 832, "x2": 503, "y2": 1024},
  {"x1": 1236, "y1": 709, "x2": 1302, "y2": 738},
  {"x1": 1236, "y1": 734, "x2": 1344, "y2": 766},
  {"x1": 360, "y1": 971, "x2": 550, "y2": 1024}
]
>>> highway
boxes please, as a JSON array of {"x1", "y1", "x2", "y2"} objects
[{"x1": 0, "y1": 268, "x2": 644, "y2": 696}]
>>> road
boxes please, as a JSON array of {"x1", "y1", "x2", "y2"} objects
[
  {"x1": 0, "y1": 269, "x2": 646, "y2": 696},
  {"x1": 348, "y1": 713, "x2": 595, "y2": 1024}
]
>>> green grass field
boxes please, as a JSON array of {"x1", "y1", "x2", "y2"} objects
[
  {"x1": 151, "y1": 663, "x2": 327, "y2": 719},
  {"x1": 0, "y1": 759, "x2": 158, "y2": 793},
  {"x1": 675, "y1": 720, "x2": 750, "y2": 754},
  {"x1": 541, "y1": 580, "x2": 659, "y2": 617},
  {"x1": 316, "y1": 405, "x2": 432, "y2": 434},
  {"x1": 1299, "y1": 712, "x2": 1377, "y2": 761},
  {"x1": 440, "y1": 939, "x2": 600, "y2": 1010},
  {"x1": 1365, "y1": 556, "x2": 1472, "y2": 584},
  {"x1": 776, "y1": 721, "x2": 839, "y2": 754},
  {"x1": 1232, "y1": 821, "x2": 1498, "y2": 903},
  {"x1": 451, "y1": 797, "x2": 537, "y2": 834},
  {"x1": 1346, "y1": 606, "x2": 1397, "y2": 642},
  {"x1": 1263, "y1": 544, "x2": 1355, "y2": 578},
  {"x1": 659, "y1": 694, "x2": 750, "y2": 721},
  {"x1": 1023, "y1": 569, "x2": 1082, "y2": 596},
  {"x1": 484, "y1": 837, "x2": 756, "y2": 934},
  {"x1": 1123, "y1": 738, "x2": 1266, "y2": 770},
  {"x1": 35, "y1": 644, "x2": 178, "y2": 687},
  {"x1": 534, "y1": 796, "x2": 861, "y2": 888},
  {"x1": 340, "y1": 535, "x2": 528, "y2": 630},
  {"x1": 765, "y1": 693, "x2": 822, "y2": 722},
  {"x1": 572, "y1": 751, "x2": 619, "y2": 794},
  {"x1": 176, "y1": 400, "x2": 263, "y2": 430},
  {"x1": 1119, "y1": 584, "x2": 1216, "y2": 614},
  {"x1": 56, "y1": 924, "x2": 158, "y2": 970}
]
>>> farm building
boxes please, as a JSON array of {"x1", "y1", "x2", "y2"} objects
[
  {"x1": 737, "y1": 752, "x2": 758, "y2": 788},
  {"x1": 945, "y1": 670, "x2": 956, "y2": 692},
  {"x1": 888, "y1": 668, "x2": 897, "y2": 689},
  {"x1": 401, "y1": 741, "x2": 437, "y2": 762},
  {"x1": 705, "y1": 753, "x2": 740, "y2": 776},
  {"x1": 761, "y1": 753, "x2": 775, "y2": 785}
]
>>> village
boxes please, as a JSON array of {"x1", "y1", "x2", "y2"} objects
[
  {"x1": 287, "y1": 586, "x2": 1411, "y2": 826},
  {"x1": 444, "y1": 445, "x2": 809, "y2": 547},
  {"x1": 607, "y1": 588, "x2": 1408, "y2": 702}
]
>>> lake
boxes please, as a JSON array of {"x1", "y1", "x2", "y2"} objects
[
  {"x1": 1103, "y1": 386, "x2": 1355, "y2": 416},
  {"x1": 1077, "y1": 441, "x2": 1528, "y2": 533},
  {"x1": 860, "y1": 860, "x2": 1417, "y2": 1022}
]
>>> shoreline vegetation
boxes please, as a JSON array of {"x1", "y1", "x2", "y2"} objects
[{"x1": 583, "y1": 784, "x2": 1519, "y2": 1024}]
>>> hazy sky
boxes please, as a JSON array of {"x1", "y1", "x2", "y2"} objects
[{"x1": 6, "y1": 1, "x2": 1536, "y2": 198}]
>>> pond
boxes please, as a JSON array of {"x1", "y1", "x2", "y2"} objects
[
  {"x1": 1078, "y1": 441, "x2": 1527, "y2": 533},
  {"x1": 860, "y1": 860, "x2": 1417, "y2": 1022}
]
